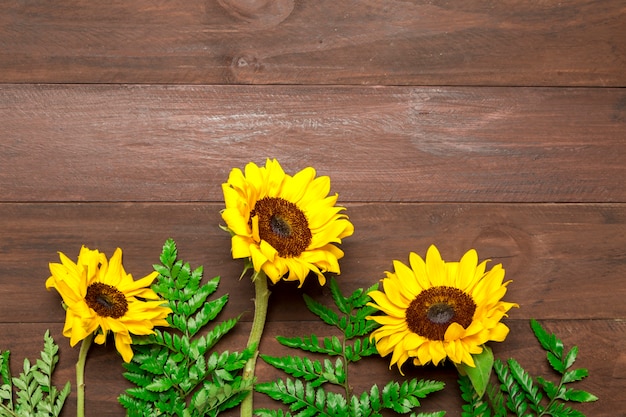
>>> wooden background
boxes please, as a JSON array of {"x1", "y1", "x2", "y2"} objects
[{"x1": 1, "y1": 1, "x2": 625, "y2": 415}]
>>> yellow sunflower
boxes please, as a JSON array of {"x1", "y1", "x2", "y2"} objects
[
  {"x1": 221, "y1": 159, "x2": 354, "y2": 286},
  {"x1": 368, "y1": 245, "x2": 517, "y2": 374},
  {"x1": 46, "y1": 246, "x2": 172, "y2": 362}
]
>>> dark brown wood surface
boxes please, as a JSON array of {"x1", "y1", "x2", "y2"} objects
[
  {"x1": 0, "y1": 1, "x2": 624, "y2": 416},
  {"x1": 1, "y1": 1, "x2": 625, "y2": 86}
]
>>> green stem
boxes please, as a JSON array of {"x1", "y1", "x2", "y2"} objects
[
  {"x1": 0, "y1": 402, "x2": 18, "y2": 417},
  {"x1": 75, "y1": 332, "x2": 94, "y2": 417},
  {"x1": 240, "y1": 270, "x2": 271, "y2": 417}
]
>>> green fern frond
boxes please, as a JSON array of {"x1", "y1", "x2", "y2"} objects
[
  {"x1": 0, "y1": 331, "x2": 70, "y2": 417},
  {"x1": 459, "y1": 375, "x2": 492, "y2": 417},
  {"x1": 257, "y1": 277, "x2": 445, "y2": 416},
  {"x1": 381, "y1": 379, "x2": 445, "y2": 413},
  {"x1": 482, "y1": 320, "x2": 598, "y2": 417},
  {"x1": 119, "y1": 238, "x2": 251, "y2": 416}
]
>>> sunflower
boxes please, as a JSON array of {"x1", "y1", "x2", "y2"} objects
[
  {"x1": 221, "y1": 159, "x2": 354, "y2": 286},
  {"x1": 46, "y1": 246, "x2": 172, "y2": 362},
  {"x1": 367, "y1": 245, "x2": 517, "y2": 374}
]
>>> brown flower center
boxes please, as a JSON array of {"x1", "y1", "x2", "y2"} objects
[
  {"x1": 85, "y1": 282, "x2": 128, "y2": 319},
  {"x1": 405, "y1": 286, "x2": 476, "y2": 341},
  {"x1": 251, "y1": 197, "x2": 312, "y2": 257}
]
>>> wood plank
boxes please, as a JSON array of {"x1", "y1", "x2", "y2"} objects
[
  {"x1": 0, "y1": 1, "x2": 623, "y2": 86},
  {"x1": 1, "y1": 202, "x2": 624, "y2": 324},
  {"x1": 0, "y1": 319, "x2": 621, "y2": 416},
  {"x1": 2, "y1": 85, "x2": 624, "y2": 203}
]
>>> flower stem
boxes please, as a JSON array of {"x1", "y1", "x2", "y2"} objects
[
  {"x1": 240, "y1": 270, "x2": 271, "y2": 417},
  {"x1": 75, "y1": 332, "x2": 94, "y2": 417}
]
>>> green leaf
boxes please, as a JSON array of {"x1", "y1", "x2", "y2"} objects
[
  {"x1": 120, "y1": 239, "x2": 250, "y2": 417},
  {"x1": 277, "y1": 335, "x2": 344, "y2": 356},
  {"x1": 562, "y1": 368, "x2": 589, "y2": 384},
  {"x1": 493, "y1": 359, "x2": 532, "y2": 417},
  {"x1": 456, "y1": 345, "x2": 494, "y2": 398},
  {"x1": 255, "y1": 378, "x2": 330, "y2": 416},
  {"x1": 563, "y1": 346, "x2": 578, "y2": 369},
  {"x1": 254, "y1": 410, "x2": 294, "y2": 417},
  {"x1": 380, "y1": 379, "x2": 445, "y2": 413},
  {"x1": 0, "y1": 332, "x2": 69, "y2": 417},
  {"x1": 329, "y1": 278, "x2": 352, "y2": 315},
  {"x1": 561, "y1": 388, "x2": 598, "y2": 403},
  {"x1": 260, "y1": 355, "x2": 344, "y2": 387},
  {"x1": 507, "y1": 358, "x2": 543, "y2": 414},
  {"x1": 260, "y1": 279, "x2": 444, "y2": 417},
  {"x1": 530, "y1": 319, "x2": 563, "y2": 358},
  {"x1": 159, "y1": 238, "x2": 178, "y2": 267},
  {"x1": 459, "y1": 374, "x2": 492, "y2": 417},
  {"x1": 303, "y1": 294, "x2": 340, "y2": 327},
  {"x1": 547, "y1": 352, "x2": 566, "y2": 373}
]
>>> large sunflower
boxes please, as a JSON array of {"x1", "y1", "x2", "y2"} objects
[
  {"x1": 46, "y1": 246, "x2": 171, "y2": 362},
  {"x1": 368, "y1": 245, "x2": 517, "y2": 373},
  {"x1": 221, "y1": 159, "x2": 354, "y2": 286}
]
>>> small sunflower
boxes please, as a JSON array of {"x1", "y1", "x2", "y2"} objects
[
  {"x1": 46, "y1": 246, "x2": 172, "y2": 362},
  {"x1": 368, "y1": 245, "x2": 517, "y2": 374},
  {"x1": 221, "y1": 159, "x2": 354, "y2": 286}
]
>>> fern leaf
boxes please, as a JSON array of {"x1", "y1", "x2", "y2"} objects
[
  {"x1": 187, "y1": 294, "x2": 229, "y2": 337},
  {"x1": 254, "y1": 409, "x2": 294, "y2": 417},
  {"x1": 329, "y1": 278, "x2": 352, "y2": 315},
  {"x1": 507, "y1": 358, "x2": 543, "y2": 414},
  {"x1": 561, "y1": 368, "x2": 589, "y2": 384},
  {"x1": 348, "y1": 281, "x2": 379, "y2": 309},
  {"x1": 459, "y1": 375, "x2": 492, "y2": 417},
  {"x1": 277, "y1": 335, "x2": 343, "y2": 356},
  {"x1": 255, "y1": 378, "x2": 338, "y2": 417},
  {"x1": 530, "y1": 319, "x2": 564, "y2": 359},
  {"x1": 120, "y1": 239, "x2": 250, "y2": 417},
  {"x1": 303, "y1": 294, "x2": 340, "y2": 327},
  {"x1": 493, "y1": 359, "x2": 533, "y2": 417},
  {"x1": 380, "y1": 379, "x2": 445, "y2": 413}
]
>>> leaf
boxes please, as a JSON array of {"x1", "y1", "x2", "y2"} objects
[
  {"x1": 329, "y1": 278, "x2": 351, "y2": 315},
  {"x1": 277, "y1": 335, "x2": 343, "y2": 356},
  {"x1": 530, "y1": 319, "x2": 563, "y2": 358},
  {"x1": 507, "y1": 358, "x2": 543, "y2": 414},
  {"x1": 0, "y1": 332, "x2": 69, "y2": 417},
  {"x1": 260, "y1": 279, "x2": 444, "y2": 417},
  {"x1": 380, "y1": 379, "x2": 445, "y2": 413},
  {"x1": 255, "y1": 378, "x2": 331, "y2": 416},
  {"x1": 547, "y1": 352, "x2": 566, "y2": 374},
  {"x1": 561, "y1": 388, "x2": 598, "y2": 403},
  {"x1": 260, "y1": 355, "x2": 344, "y2": 387},
  {"x1": 493, "y1": 359, "x2": 532, "y2": 417},
  {"x1": 119, "y1": 239, "x2": 250, "y2": 417},
  {"x1": 303, "y1": 294, "x2": 339, "y2": 327},
  {"x1": 458, "y1": 375, "x2": 493, "y2": 417},
  {"x1": 456, "y1": 345, "x2": 494, "y2": 398},
  {"x1": 562, "y1": 368, "x2": 589, "y2": 384},
  {"x1": 563, "y1": 346, "x2": 578, "y2": 370},
  {"x1": 254, "y1": 410, "x2": 294, "y2": 417}
]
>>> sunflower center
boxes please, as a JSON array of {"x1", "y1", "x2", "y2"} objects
[
  {"x1": 252, "y1": 197, "x2": 312, "y2": 257},
  {"x1": 85, "y1": 282, "x2": 128, "y2": 319},
  {"x1": 405, "y1": 286, "x2": 476, "y2": 341}
]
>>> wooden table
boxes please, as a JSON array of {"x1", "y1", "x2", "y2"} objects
[{"x1": 1, "y1": 1, "x2": 624, "y2": 415}]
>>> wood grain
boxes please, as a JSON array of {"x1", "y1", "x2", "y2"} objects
[
  {"x1": 0, "y1": 1, "x2": 623, "y2": 415},
  {"x1": 2, "y1": 85, "x2": 624, "y2": 203},
  {"x1": 0, "y1": 1, "x2": 624, "y2": 85}
]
